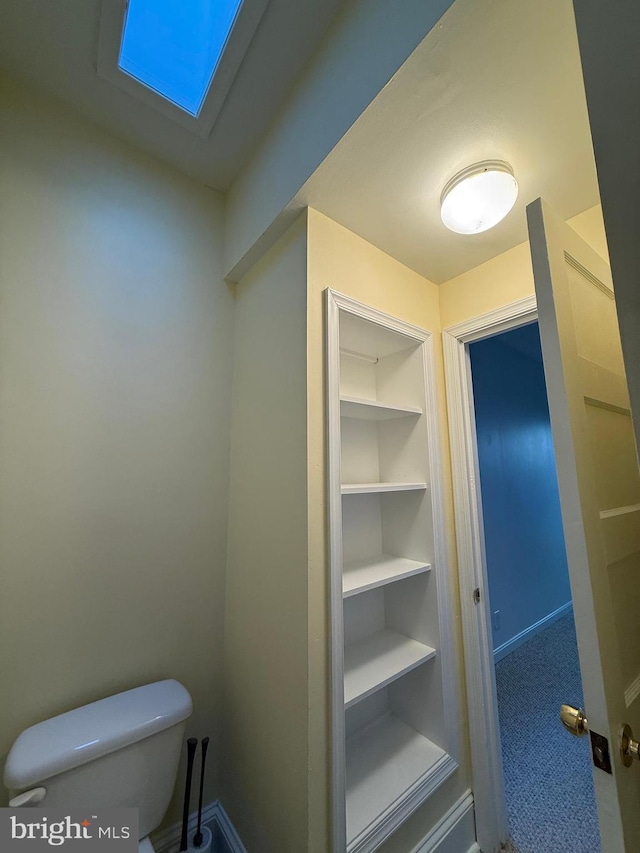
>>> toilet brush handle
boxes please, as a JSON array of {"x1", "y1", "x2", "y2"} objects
[
  {"x1": 193, "y1": 737, "x2": 210, "y2": 848},
  {"x1": 180, "y1": 738, "x2": 198, "y2": 852}
]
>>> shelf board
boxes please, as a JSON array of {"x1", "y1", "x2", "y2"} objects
[
  {"x1": 344, "y1": 629, "x2": 435, "y2": 709},
  {"x1": 343, "y1": 555, "x2": 431, "y2": 597},
  {"x1": 341, "y1": 482, "x2": 428, "y2": 495},
  {"x1": 340, "y1": 396, "x2": 422, "y2": 421},
  {"x1": 346, "y1": 712, "x2": 449, "y2": 849}
]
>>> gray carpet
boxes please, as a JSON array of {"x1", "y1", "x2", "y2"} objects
[{"x1": 495, "y1": 614, "x2": 601, "y2": 853}]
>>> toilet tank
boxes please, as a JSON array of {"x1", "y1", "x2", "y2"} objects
[{"x1": 4, "y1": 680, "x2": 192, "y2": 840}]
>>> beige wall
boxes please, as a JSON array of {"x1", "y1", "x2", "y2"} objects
[
  {"x1": 306, "y1": 208, "x2": 472, "y2": 853},
  {"x1": 221, "y1": 215, "x2": 310, "y2": 853},
  {"x1": 439, "y1": 204, "x2": 608, "y2": 328},
  {"x1": 0, "y1": 77, "x2": 234, "y2": 827}
]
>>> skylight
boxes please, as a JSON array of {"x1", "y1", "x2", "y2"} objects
[{"x1": 118, "y1": 0, "x2": 244, "y2": 116}]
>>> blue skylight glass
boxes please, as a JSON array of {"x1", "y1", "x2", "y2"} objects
[{"x1": 119, "y1": 0, "x2": 243, "y2": 116}]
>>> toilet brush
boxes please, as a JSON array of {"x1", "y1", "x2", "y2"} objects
[
  {"x1": 180, "y1": 738, "x2": 198, "y2": 852},
  {"x1": 192, "y1": 737, "x2": 210, "y2": 848}
]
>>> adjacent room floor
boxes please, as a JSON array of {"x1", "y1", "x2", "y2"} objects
[{"x1": 495, "y1": 614, "x2": 602, "y2": 853}]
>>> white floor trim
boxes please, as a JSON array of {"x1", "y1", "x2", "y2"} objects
[
  {"x1": 152, "y1": 800, "x2": 246, "y2": 853},
  {"x1": 410, "y1": 790, "x2": 478, "y2": 853},
  {"x1": 494, "y1": 601, "x2": 573, "y2": 663},
  {"x1": 212, "y1": 802, "x2": 248, "y2": 853}
]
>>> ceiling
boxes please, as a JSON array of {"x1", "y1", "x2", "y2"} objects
[
  {"x1": 296, "y1": 0, "x2": 601, "y2": 283},
  {"x1": 0, "y1": 0, "x2": 348, "y2": 191},
  {"x1": 0, "y1": 0, "x2": 602, "y2": 281}
]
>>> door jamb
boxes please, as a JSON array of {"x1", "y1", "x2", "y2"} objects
[{"x1": 442, "y1": 295, "x2": 538, "y2": 853}]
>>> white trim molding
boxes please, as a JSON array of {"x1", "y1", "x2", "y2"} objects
[
  {"x1": 442, "y1": 295, "x2": 537, "y2": 853},
  {"x1": 152, "y1": 800, "x2": 247, "y2": 853},
  {"x1": 326, "y1": 289, "x2": 347, "y2": 853},
  {"x1": 494, "y1": 601, "x2": 573, "y2": 662},
  {"x1": 410, "y1": 790, "x2": 478, "y2": 853},
  {"x1": 444, "y1": 295, "x2": 537, "y2": 344},
  {"x1": 213, "y1": 802, "x2": 248, "y2": 853}
]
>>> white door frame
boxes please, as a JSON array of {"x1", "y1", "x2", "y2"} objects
[{"x1": 442, "y1": 295, "x2": 538, "y2": 853}]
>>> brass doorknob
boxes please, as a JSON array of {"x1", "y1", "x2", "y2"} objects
[
  {"x1": 620, "y1": 724, "x2": 640, "y2": 767},
  {"x1": 560, "y1": 704, "x2": 589, "y2": 737}
]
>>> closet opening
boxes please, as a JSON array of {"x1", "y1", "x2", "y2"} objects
[{"x1": 467, "y1": 321, "x2": 601, "y2": 853}]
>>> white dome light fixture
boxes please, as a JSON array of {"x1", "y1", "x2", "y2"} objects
[{"x1": 440, "y1": 160, "x2": 518, "y2": 235}]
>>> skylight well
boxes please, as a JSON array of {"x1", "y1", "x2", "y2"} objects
[{"x1": 118, "y1": 0, "x2": 244, "y2": 116}]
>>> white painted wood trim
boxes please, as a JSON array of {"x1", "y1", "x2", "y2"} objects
[
  {"x1": 444, "y1": 295, "x2": 537, "y2": 344},
  {"x1": 423, "y1": 331, "x2": 460, "y2": 764},
  {"x1": 442, "y1": 296, "x2": 538, "y2": 853},
  {"x1": 326, "y1": 289, "x2": 347, "y2": 853},
  {"x1": 152, "y1": 800, "x2": 247, "y2": 853},
  {"x1": 494, "y1": 601, "x2": 573, "y2": 662},
  {"x1": 213, "y1": 802, "x2": 249, "y2": 853},
  {"x1": 327, "y1": 290, "x2": 438, "y2": 343},
  {"x1": 152, "y1": 801, "x2": 217, "y2": 853},
  {"x1": 409, "y1": 790, "x2": 477, "y2": 853}
]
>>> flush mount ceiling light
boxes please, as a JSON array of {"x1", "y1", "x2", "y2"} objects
[{"x1": 440, "y1": 161, "x2": 518, "y2": 235}]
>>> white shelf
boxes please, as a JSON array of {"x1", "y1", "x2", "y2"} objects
[
  {"x1": 341, "y1": 482, "x2": 428, "y2": 495},
  {"x1": 346, "y1": 712, "x2": 448, "y2": 848},
  {"x1": 343, "y1": 555, "x2": 431, "y2": 597},
  {"x1": 340, "y1": 396, "x2": 422, "y2": 421},
  {"x1": 344, "y1": 629, "x2": 436, "y2": 708}
]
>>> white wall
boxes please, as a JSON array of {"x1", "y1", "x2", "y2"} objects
[
  {"x1": 0, "y1": 76, "x2": 234, "y2": 829},
  {"x1": 221, "y1": 215, "x2": 310, "y2": 852}
]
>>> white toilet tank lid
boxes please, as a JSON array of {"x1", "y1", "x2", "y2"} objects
[{"x1": 4, "y1": 679, "x2": 192, "y2": 791}]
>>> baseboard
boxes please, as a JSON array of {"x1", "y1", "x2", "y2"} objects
[
  {"x1": 494, "y1": 602, "x2": 572, "y2": 663},
  {"x1": 410, "y1": 790, "x2": 477, "y2": 853},
  {"x1": 211, "y1": 802, "x2": 248, "y2": 853},
  {"x1": 154, "y1": 794, "x2": 475, "y2": 853},
  {"x1": 152, "y1": 800, "x2": 246, "y2": 853}
]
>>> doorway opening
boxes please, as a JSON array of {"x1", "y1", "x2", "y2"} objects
[{"x1": 467, "y1": 321, "x2": 600, "y2": 853}]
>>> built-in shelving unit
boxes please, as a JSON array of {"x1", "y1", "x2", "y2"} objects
[{"x1": 326, "y1": 290, "x2": 457, "y2": 853}]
